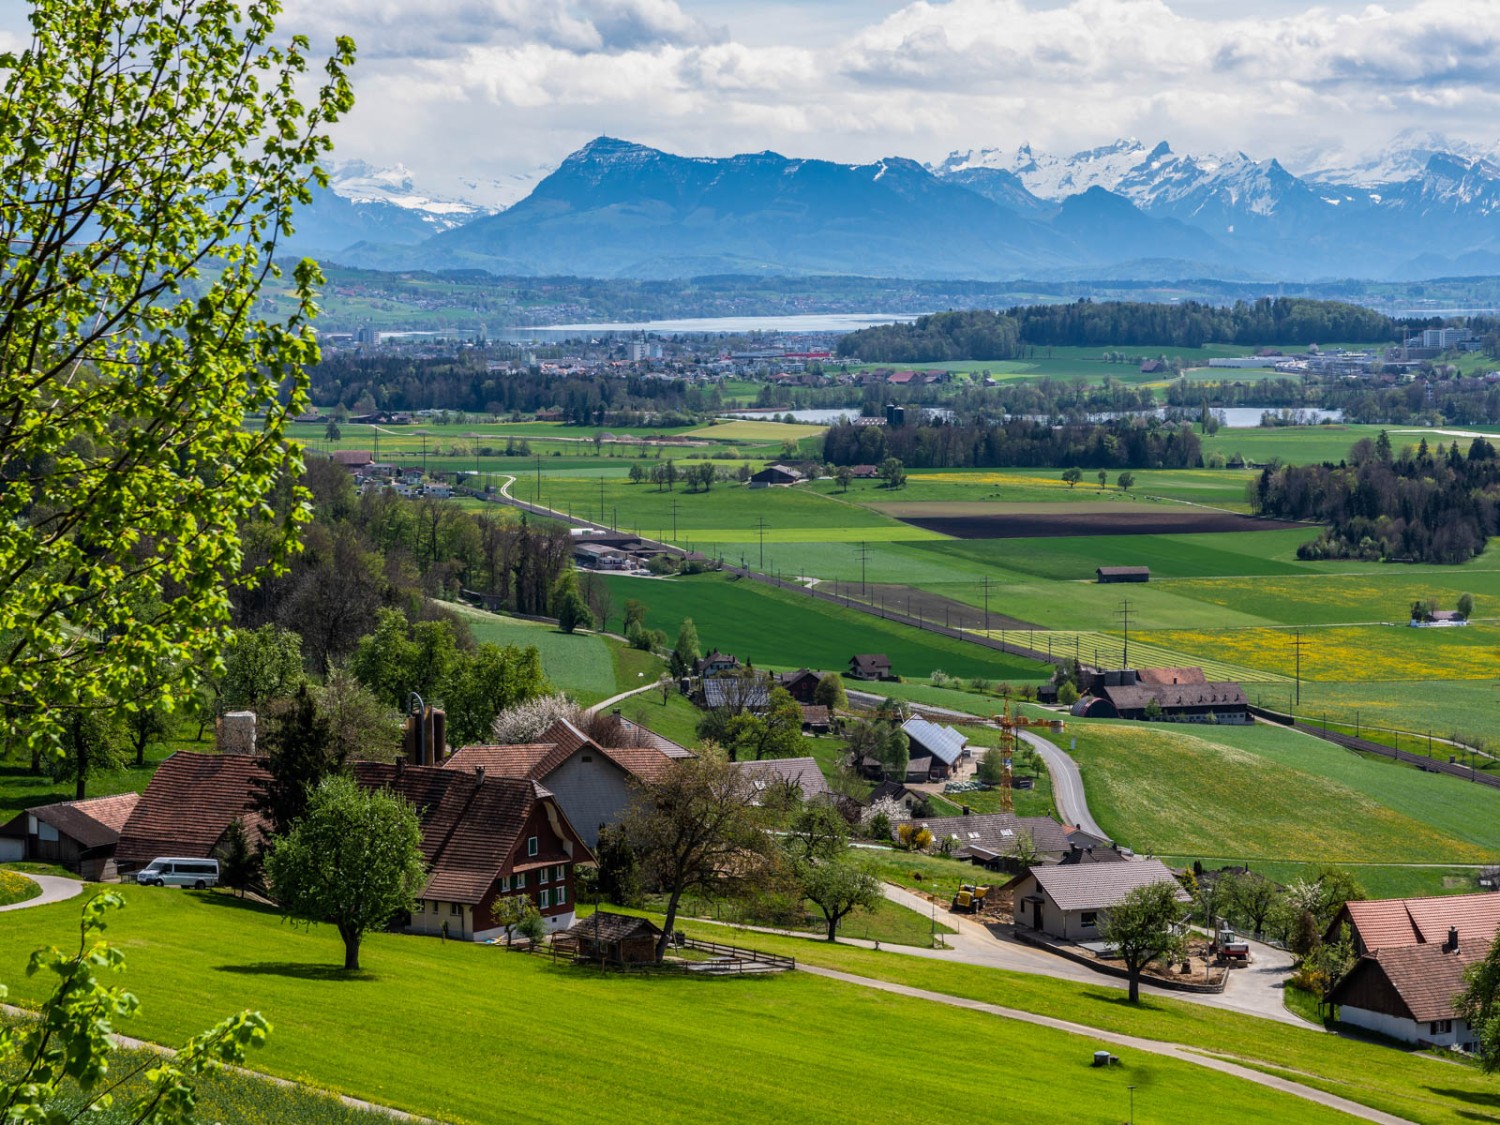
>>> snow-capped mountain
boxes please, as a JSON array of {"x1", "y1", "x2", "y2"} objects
[
  {"x1": 1295, "y1": 129, "x2": 1500, "y2": 188},
  {"x1": 325, "y1": 160, "x2": 492, "y2": 226}
]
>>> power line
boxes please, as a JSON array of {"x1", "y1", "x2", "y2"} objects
[
  {"x1": 754, "y1": 516, "x2": 768, "y2": 570},
  {"x1": 1115, "y1": 597, "x2": 1136, "y2": 668},
  {"x1": 855, "y1": 541, "x2": 871, "y2": 596},
  {"x1": 980, "y1": 575, "x2": 997, "y2": 635},
  {"x1": 1289, "y1": 628, "x2": 1308, "y2": 707}
]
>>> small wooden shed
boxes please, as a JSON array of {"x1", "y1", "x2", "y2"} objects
[{"x1": 560, "y1": 911, "x2": 663, "y2": 964}]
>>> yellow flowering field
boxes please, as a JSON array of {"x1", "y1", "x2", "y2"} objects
[
  {"x1": 912, "y1": 471, "x2": 1075, "y2": 490},
  {"x1": 1019, "y1": 630, "x2": 1288, "y2": 682},
  {"x1": 1145, "y1": 623, "x2": 1500, "y2": 681}
]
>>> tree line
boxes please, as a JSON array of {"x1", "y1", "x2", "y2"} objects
[
  {"x1": 823, "y1": 416, "x2": 1203, "y2": 470},
  {"x1": 837, "y1": 299, "x2": 1409, "y2": 362},
  {"x1": 1253, "y1": 432, "x2": 1500, "y2": 564}
]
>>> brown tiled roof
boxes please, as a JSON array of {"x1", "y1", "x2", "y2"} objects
[
  {"x1": 1136, "y1": 667, "x2": 1207, "y2": 686},
  {"x1": 1096, "y1": 566, "x2": 1150, "y2": 577},
  {"x1": 732, "y1": 757, "x2": 829, "y2": 800},
  {"x1": 597, "y1": 747, "x2": 677, "y2": 783},
  {"x1": 799, "y1": 705, "x2": 831, "y2": 725},
  {"x1": 1341, "y1": 893, "x2": 1500, "y2": 952},
  {"x1": 117, "y1": 753, "x2": 271, "y2": 866},
  {"x1": 851, "y1": 654, "x2": 891, "y2": 674},
  {"x1": 561, "y1": 910, "x2": 662, "y2": 943},
  {"x1": 1332, "y1": 944, "x2": 1482, "y2": 1022},
  {"x1": 1098, "y1": 681, "x2": 1247, "y2": 712},
  {"x1": 1027, "y1": 859, "x2": 1188, "y2": 912},
  {"x1": 442, "y1": 744, "x2": 572, "y2": 780},
  {"x1": 537, "y1": 717, "x2": 592, "y2": 756},
  {"x1": 585, "y1": 713, "x2": 694, "y2": 759},
  {"x1": 355, "y1": 763, "x2": 593, "y2": 904},
  {"x1": 23, "y1": 793, "x2": 141, "y2": 850}
]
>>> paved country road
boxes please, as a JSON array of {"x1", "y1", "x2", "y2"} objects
[
  {"x1": 1016, "y1": 727, "x2": 1109, "y2": 841},
  {"x1": 0, "y1": 873, "x2": 84, "y2": 913}
]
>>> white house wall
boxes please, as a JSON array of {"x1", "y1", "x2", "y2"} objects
[{"x1": 1339, "y1": 1006, "x2": 1472, "y2": 1048}]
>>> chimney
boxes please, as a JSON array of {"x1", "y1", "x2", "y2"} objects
[
  {"x1": 475, "y1": 765, "x2": 486, "y2": 786},
  {"x1": 1445, "y1": 926, "x2": 1459, "y2": 953}
]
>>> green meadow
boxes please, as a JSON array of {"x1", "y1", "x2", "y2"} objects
[{"x1": 0, "y1": 890, "x2": 1352, "y2": 1125}]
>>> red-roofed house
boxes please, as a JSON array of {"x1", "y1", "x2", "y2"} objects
[
  {"x1": 0, "y1": 793, "x2": 140, "y2": 880},
  {"x1": 115, "y1": 754, "x2": 273, "y2": 872}
]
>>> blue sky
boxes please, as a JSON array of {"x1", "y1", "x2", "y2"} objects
[{"x1": 5, "y1": 1, "x2": 1497, "y2": 200}]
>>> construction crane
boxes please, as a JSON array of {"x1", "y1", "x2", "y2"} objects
[{"x1": 991, "y1": 699, "x2": 1017, "y2": 813}]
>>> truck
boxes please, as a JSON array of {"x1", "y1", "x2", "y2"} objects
[{"x1": 1213, "y1": 929, "x2": 1250, "y2": 960}]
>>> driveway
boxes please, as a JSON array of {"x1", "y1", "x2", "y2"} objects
[{"x1": 0, "y1": 872, "x2": 85, "y2": 913}]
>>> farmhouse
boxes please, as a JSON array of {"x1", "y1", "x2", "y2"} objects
[
  {"x1": 695, "y1": 651, "x2": 743, "y2": 678},
  {"x1": 1009, "y1": 858, "x2": 1188, "y2": 940},
  {"x1": 901, "y1": 718, "x2": 970, "y2": 780},
  {"x1": 849, "y1": 653, "x2": 892, "y2": 681},
  {"x1": 358, "y1": 761, "x2": 596, "y2": 941},
  {"x1": 442, "y1": 718, "x2": 676, "y2": 847},
  {"x1": 1328, "y1": 937, "x2": 1481, "y2": 1051},
  {"x1": 799, "y1": 704, "x2": 833, "y2": 733},
  {"x1": 915, "y1": 812, "x2": 1071, "y2": 868},
  {"x1": 0, "y1": 793, "x2": 139, "y2": 880},
  {"x1": 701, "y1": 674, "x2": 771, "y2": 712},
  {"x1": 1096, "y1": 566, "x2": 1150, "y2": 583},
  {"x1": 732, "y1": 756, "x2": 830, "y2": 804},
  {"x1": 1072, "y1": 668, "x2": 1249, "y2": 723},
  {"x1": 774, "y1": 668, "x2": 823, "y2": 704}
]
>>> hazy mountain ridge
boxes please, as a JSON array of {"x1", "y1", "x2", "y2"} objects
[{"x1": 285, "y1": 133, "x2": 1500, "y2": 281}]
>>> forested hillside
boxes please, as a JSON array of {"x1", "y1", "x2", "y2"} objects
[
  {"x1": 838, "y1": 298, "x2": 1408, "y2": 362},
  {"x1": 823, "y1": 417, "x2": 1202, "y2": 470}
]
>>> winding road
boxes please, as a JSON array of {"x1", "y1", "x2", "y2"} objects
[
  {"x1": 1016, "y1": 727, "x2": 1108, "y2": 841},
  {"x1": 0, "y1": 873, "x2": 84, "y2": 913}
]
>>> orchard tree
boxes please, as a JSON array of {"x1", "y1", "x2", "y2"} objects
[
  {"x1": 814, "y1": 673, "x2": 848, "y2": 711},
  {"x1": 0, "y1": 0, "x2": 355, "y2": 757},
  {"x1": 671, "y1": 618, "x2": 702, "y2": 677},
  {"x1": 878, "y1": 457, "x2": 906, "y2": 489},
  {"x1": 1117, "y1": 471, "x2": 1136, "y2": 492},
  {"x1": 1456, "y1": 933, "x2": 1500, "y2": 1073},
  {"x1": 798, "y1": 856, "x2": 882, "y2": 941},
  {"x1": 220, "y1": 625, "x2": 305, "y2": 712},
  {"x1": 266, "y1": 775, "x2": 427, "y2": 971},
  {"x1": 1099, "y1": 880, "x2": 1188, "y2": 1002},
  {"x1": 1061, "y1": 467, "x2": 1083, "y2": 488}
]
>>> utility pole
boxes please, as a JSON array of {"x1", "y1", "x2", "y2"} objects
[
  {"x1": 534, "y1": 454, "x2": 542, "y2": 505},
  {"x1": 1289, "y1": 628, "x2": 1307, "y2": 707},
  {"x1": 420, "y1": 431, "x2": 428, "y2": 476},
  {"x1": 856, "y1": 541, "x2": 870, "y2": 596},
  {"x1": 980, "y1": 575, "x2": 996, "y2": 634},
  {"x1": 754, "y1": 516, "x2": 768, "y2": 570},
  {"x1": 671, "y1": 498, "x2": 680, "y2": 541},
  {"x1": 600, "y1": 476, "x2": 606, "y2": 527},
  {"x1": 1115, "y1": 597, "x2": 1135, "y2": 669}
]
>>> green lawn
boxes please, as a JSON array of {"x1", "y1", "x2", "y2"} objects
[
  {"x1": 598, "y1": 572, "x2": 1049, "y2": 682},
  {"x1": 1064, "y1": 719, "x2": 1500, "y2": 863},
  {"x1": 679, "y1": 922, "x2": 1500, "y2": 1125},
  {"x1": 0, "y1": 890, "x2": 1348, "y2": 1125},
  {"x1": 446, "y1": 603, "x2": 619, "y2": 704}
]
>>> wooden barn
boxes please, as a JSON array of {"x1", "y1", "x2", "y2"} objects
[
  {"x1": 1096, "y1": 566, "x2": 1150, "y2": 584},
  {"x1": 558, "y1": 911, "x2": 663, "y2": 964}
]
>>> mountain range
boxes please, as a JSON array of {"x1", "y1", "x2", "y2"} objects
[{"x1": 287, "y1": 132, "x2": 1500, "y2": 282}]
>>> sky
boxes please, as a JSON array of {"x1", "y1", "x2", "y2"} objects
[{"x1": 6, "y1": 0, "x2": 1499, "y2": 202}]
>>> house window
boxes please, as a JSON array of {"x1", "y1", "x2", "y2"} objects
[
  {"x1": 539, "y1": 889, "x2": 551, "y2": 909},
  {"x1": 450, "y1": 903, "x2": 462, "y2": 916},
  {"x1": 556, "y1": 885, "x2": 567, "y2": 906},
  {"x1": 514, "y1": 872, "x2": 526, "y2": 890},
  {"x1": 500, "y1": 875, "x2": 510, "y2": 892},
  {"x1": 527, "y1": 836, "x2": 538, "y2": 857},
  {"x1": 1430, "y1": 1019, "x2": 1453, "y2": 1035},
  {"x1": 554, "y1": 864, "x2": 566, "y2": 881},
  {"x1": 540, "y1": 867, "x2": 551, "y2": 885},
  {"x1": 1081, "y1": 911, "x2": 1099, "y2": 928},
  {"x1": 413, "y1": 900, "x2": 424, "y2": 914}
]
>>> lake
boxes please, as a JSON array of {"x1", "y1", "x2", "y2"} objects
[{"x1": 500, "y1": 312, "x2": 926, "y2": 339}]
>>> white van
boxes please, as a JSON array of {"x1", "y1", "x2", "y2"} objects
[{"x1": 134, "y1": 857, "x2": 220, "y2": 889}]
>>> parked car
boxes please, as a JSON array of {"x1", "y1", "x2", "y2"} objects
[{"x1": 134, "y1": 857, "x2": 219, "y2": 889}]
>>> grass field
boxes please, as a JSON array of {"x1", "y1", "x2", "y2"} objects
[
  {"x1": 0, "y1": 890, "x2": 1351, "y2": 1125},
  {"x1": 598, "y1": 572, "x2": 1049, "y2": 681},
  {"x1": 447, "y1": 603, "x2": 621, "y2": 704},
  {"x1": 681, "y1": 419, "x2": 828, "y2": 443},
  {"x1": 1063, "y1": 719, "x2": 1500, "y2": 863}
]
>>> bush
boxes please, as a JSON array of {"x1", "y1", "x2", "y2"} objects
[{"x1": 1058, "y1": 682, "x2": 1079, "y2": 705}]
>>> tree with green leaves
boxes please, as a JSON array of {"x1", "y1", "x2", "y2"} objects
[
  {"x1": 798, "y1": 856, "x2": 882, "y2": 941},
  {"x1": 220, "y1": 625, "x2": 305, "y2": 713},
  {"x1": 1222, "y1": 870, "x2": 1281, "y2": 938},
  {"x1": 785, "y1": 801, "x2": 850, "y2": 861},
  {"x1": 1061, "y1": 467, "x2": 1083, "y2": 488},
  {"x1": 1458, "y1": 591, "x2": 1476, "y2": 620},
  {"x1": 878, "y1": 457, "x2": 906, "y2": 489},
  {"x1": 814, "y1": 673, "x2": 848, "y2": 711},
  {"x1": 1117, "y1": 471, "x2": 1136, "y2": 492},
  {"x1": 0, "y1": 0, "x2": 354, "y2": 758},
  {"x1": 266, "y1": 775, "x2": 427, "y2": 971},
  {"x1": 324, "y1": 418, "x2": 342, "y2": 443},
  {"x1": 124, "y1": 696, "x2": 174, "y2": 769},
  {"x1": 1097, "y1": 469, "x2": 1108, "y2": 487},
  {"x1": 443, "y1": 642, "x2": 549, "y2": 745},
  {"x1": 1099, "y1": 880, "x2": 1188, "y2": 1002},
  {"x1": 316, "y1": 666, "x2": 402, "y2": 765},
  {"x1": 622, "y1": 748, "x2": 777, "y2": 962},
  {"x1": 0, "y1": 894, "x2": 271, "y2": 1123},
  {"x1": 976, "y1": 746, "x2": 1006, "y2": 786},
  {"x1": 671, "y1": 618, "x2": 702, "y2": 677},
  {"x1": 348, "y1": 609, "x2": 459, "y2": 710},
  {"x1": 1456, "y1": 933, "x2": 1500, "y2": 1072},
  {"x1": 834, "y1": 465, "x2": 854, "y2": 492},
  {"x1": 219, "y1": 818, "x2": 257, "y2": 897},
  {"x1": 49, "y1": 708, "x2": 125, "y2": 801},
  {"x1": 490, "y1": 894, "x2": 541, "y2": 947},
  {"x1": 724, "y1": 685, "x2": 804, "y2": 762},
  {"x1": 594, "y1": 822, "x2": 644, "y2": 908}
]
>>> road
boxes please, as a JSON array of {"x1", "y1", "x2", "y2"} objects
[
  {"x1": 1016, "y1": 727, "x2": 1109, "y2": 841},
  {"x1": 0, "y1": 873, "x2": 84, "y2": 913}
]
